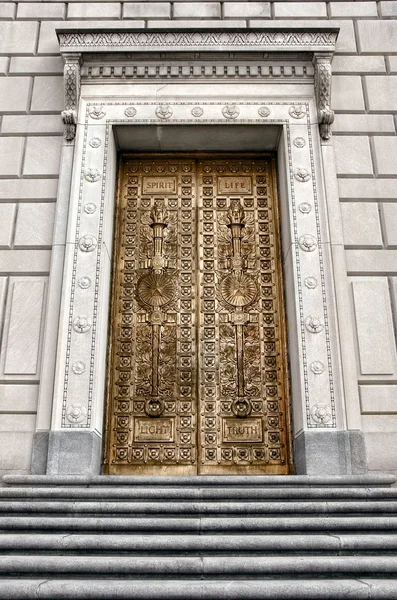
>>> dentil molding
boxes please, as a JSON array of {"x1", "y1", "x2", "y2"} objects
[{"x1": 57, "y1": 26, "x2": 338, "y2": 142}]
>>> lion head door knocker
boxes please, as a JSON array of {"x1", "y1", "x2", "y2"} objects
[
  {"x1": 135, "y1": 200, "x2": 178, "y2": 418},
  {"x1": 218, "y1": 199, "x2": 259, "y2": 417}
]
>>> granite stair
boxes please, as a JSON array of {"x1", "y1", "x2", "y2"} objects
[{"x1": 0, "y1": 474, "x2": 397, "y2": 599}]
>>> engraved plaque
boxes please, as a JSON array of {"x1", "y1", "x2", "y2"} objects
[
  {"x1": 142, "y1": 177, "x2": 177, "y2": 195},
  {"x1": 223, "y1": 418, "x2": 263, "y2": 443},
  {"x1": 134, "y1": 418, "x2": 174, "y2": 442},
  {"x1": 217, "y1": 176, "x2": 252, "y2": 195}
]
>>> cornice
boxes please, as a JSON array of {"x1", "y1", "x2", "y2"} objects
[{"x1": 57, "y1": 26, "x2": 339, "y2": 54}]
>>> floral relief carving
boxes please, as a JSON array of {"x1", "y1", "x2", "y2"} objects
[
  {"x1": 304, "y1": 276, "x2": 318, "y2": 289},
  {"x1": 73, "y1": 315, "x2": 92, "y2": 334},
  {"x1": 84, "y1": 168, "x2": 101, "y2": 183},
  {"x1": 305, "y1": 315, "x2": 324, "y2": 334},
  {"x1": 294, "y1": 167, "x2": 311, "y2": 182},
  {"x1": 222, "y1": 105, "x2": 240, "y2": 120},
  {"x1": 258, "y1": 106, "x2": 270, "y2": 117},
  {"x1": 310, "y1": 361, "x2": 324, "y2": 375},
  {"x1": 289, "y1": 105, "x2": 305, "y2": 119},
  {"x1": 88, "y1": 105, "x2": 106, "y2": 119},
  {"x1": 293, "y1": 137, "x2": 306, "y2": 148},
  {"x1": 78, "y1": 235, "x2": 98, "y2": 252},
  {"x1": 124, "y1": 106, "x2": 137, "y2": 117},
  {"x1": 72, "y1": 361, "x2": 86, "y2": 375},
  {"x1": 66, "y1": 403, "x2": 87, "y2": 424},
  {"x1": 299, "y1": 202, "x2": 312, "y2": 214},
  {"x1": 78, "y1": 276, "x2": 92, "y2": 289},
  {"x1": 84, "y1": 202, "x2": 97, "y2": 215},
  {"x1": 191, "y1": 106, "x2": 204, "y2": 117},
  {"x1": 89, "y1": 137, "x2": 101, "y2": 148},
  {"x1": 310, "y1": 402, "x2": 332, "y2": 425},
  {"x1": 299, "y1": 234, "x2": 317, "y2": 252},
  {"x1": 155, "y1": 104, "x2": 173, "y2": 119}
]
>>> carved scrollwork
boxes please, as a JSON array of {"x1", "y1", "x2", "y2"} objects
[
  {"x1": 62, "y1": 53, "x2": 81, "y2": 141},
  {"x1": 313, "y1": 53, "x2": 335, "y2": 140}
]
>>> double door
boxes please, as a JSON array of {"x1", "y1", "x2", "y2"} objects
[{"x1": 104, "y1": 154, "x2": 292, "y2": 475}]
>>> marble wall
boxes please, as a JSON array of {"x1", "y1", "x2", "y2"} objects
[{"x1": 0, "y1": 0, "x2": 397, "y2": 475}]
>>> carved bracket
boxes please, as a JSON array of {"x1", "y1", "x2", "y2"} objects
[
  {"x1": 61, "y1": 53, "x2": 82, "y2": 141},
  {"x1": 313, "y1": 53, "x2": 334, "y2": 141}
]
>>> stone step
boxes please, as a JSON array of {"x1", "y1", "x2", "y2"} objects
[
  {"x1": 3, "y1": 474, "x2": 396, "y2": 488},
  {"x1": 1, "y1": 486, "x2": 397, "y2": 500},
  {"x1": 1, "y1": 533, "x2": 397, "y2": 554},
  {"x1": 0, "y1": 578, "x2": 396, "y2": 599},
  {"x1": 1, "y1": 554, "x2": 397, "y2": 577},
  {"x1": 0, "y1": 499, "x2": 397, "y2": 516},
  {"x1": 1, "y1": 515, "x2": 397, "y2": 533}
]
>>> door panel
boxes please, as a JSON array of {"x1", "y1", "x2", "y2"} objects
[{"x1": 104, "y1": 155, "x2": 291, "y2": 475}]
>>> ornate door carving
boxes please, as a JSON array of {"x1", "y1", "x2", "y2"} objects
[{"x1": 104, "y1": 155, "x2": 292, "y2": 475}]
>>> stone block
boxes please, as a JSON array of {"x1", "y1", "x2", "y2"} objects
[
  {"x1": 333, "y1": 136, "x2": 373, "y2": 176},
  {"x1": 373, "y1": 137, "x2": 397, "y2": 176},
  {"x1": 339, "y1": 179, "x2": 397, "y2": 200},
  {"x1": 360, "y1": 385, "x2": 397, "y2": 414},
  {"x1": 363, "y1": 415, "x2": 397, "y2": 433},
  {"x1": 0, "y1": 250, "x2": 51, "y2": 273},
  {"x1": 357, "y1": 21, "x2": 397, "y2": 53},
  {"x1": 0, "y1": 432, "x2": 33, "y2": 472},
  {"x1": 329, "y1": 2, "x2": 377, "y2": 18},
  {"x1": 340, "y1": 203, "x2": 382, "y2": 248},
  {"x1": 147, "y1": 19, "x2": 246, "y2": 28},
  {"x1": 0, "y1": 137, "x2": 24, "y2": 177},
  {"x1": 332, "y1": 76, "x2": 365, "y2": 112},
  {"x1": 274, "y1": 2, "x2": 327, "y2": 18},
  {"x1": 333, "y1": 114, "x2": 395, "y2": 134},
  {"x1": 379, "y1": 1, "x2": 397, "y2": 17},
  {"x1": 23, "y1": 136, "x2": 62, "y2": 176},
  {"x1": 17, "y1": 3, "x2": 65, "y2": 20},
  {"x1": 365, "y1": 76, "x2": 397, "y2": 111},
  {"x1": 351, "y1": 277, "x2": 397, "y2": 376},
  {"x1": 294, "y1": 431, "x2": 367, "y2": 476},
  {"x1": 10, "y1": 56, "x2": 64, "y2": 75},
  {"x1": 0, "y1": 57, "x2": 9, "y2": 76},
  {"x1": 380, "y1": 204, "x2": 397, "y2": 248},
  {"x1": 123, "y1": 3, "x2": 170, "y2": 18},
  {"x1": 347, "y1": 250, "x2": 397, "y2": 275},
  {"x1": 46, "y1": 431, "x2": 102, "y2": 476},
  {"x1": 0, "y1": 414, "x2": 36, "y2": 432},
  {"x1": 0, "y1": 278, "x2": 47, "y2": 377},
  {"x1": 332, "y1": 56, "x2": 386, "y2": 75},
  {"x1": 67, "y1": 3, "x2": 121, "y2": 19},
  {"x1": 0, "y1": 205, "x2": 16, "y2": 249},
  {"x1": 0, "y1": 22, "x2": 38, "y2": 54},
  {"x1": 365, "y1": 432, "x2": 397, "y2": 472},
  {"x1": 0, "y1": 384, "x2": 38, "y2": 413},
  {"x1": 14, "y1": 203, "x2": 55, "y2": 248},
  {"x1": 387, "y1": 57, "x2": 397, "y2": 74},
  {"x1": 0, "y1": 77, "x2": 31, "y2": 114},
  {"x1": 1, "y1": 115, "x2": 63, "y2": 135},
  {"x1": 173, "y1": 3, "x2": 221, "y2": 18},
  {"x1": 224, "y1": 3, "x2": 270, "y2": 18},
  {"x1": 0, "y1": 3, "x2": 16, "y2": 19},
  {"x1": 31, "y1": 77, "x2": 64, "y2": 113}
]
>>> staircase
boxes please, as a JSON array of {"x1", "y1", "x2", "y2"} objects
[{"x1": 1, "y1": 474, "x2": 397, "y2": 599}]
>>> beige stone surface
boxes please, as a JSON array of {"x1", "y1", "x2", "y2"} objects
[
  {"x1": 346, "y1": 250, "x2": 397, "y2": 274},
  {"x1": 362, "y1": 415, "x2": 397, "y2": 433},
  {"x1": 329, "y1": 2, "x2": 377, "y2": 18},
  {"x1": 379, "y1": 2, "x2": 397, "y2": 18},
  {"x1": 360, "y1": 385, "x2": 397, "y2": 414},
  {"x1": 123, "y1": 2, "x2": 170, "y2": 18},
  {"x1": 365, "y1": 76, "x2": 397, "y2": 111},
  {"x1": 14, "y1": 203, "x2": 56, "y2": 248},
  {"x1": 0, "y1": 178, "x2": 58, "y2": 200},
  {"x1": 0, "y1": 22, "x2": 38, "y2": 54},
  {"x1": 0, "y1": 77, "x2": 31, "y2": 114},
  {"x1": 387, "y1": 56, "x2": 397, "y2": 74},
  {"x1": 339, "y1": 179, "x2": 397, "y2": 200},
  {"x1": 0, "y1": 137, "x2": 24, "y2": 177},
  {"x1": 332, "y1": 76, "x2": 365, "y2": 112},
  {"x1": 68, "y1": 2, "x2": 121, "y2": 19},
  {"x1": 332, "y1": 56, "x2": 386, "y2": 75},
  {"x1": 0, "y1": 432, "x2": 33, "y2": 472},
  {"x1": 0, "y1": 384, "x2": 38, "y2": 413},
  {"x1": 173, "y1": 3, "x2": 221, "y2": 18},
  {"x1": 0, "y1": 205, "x2": 16, "y2": 249},
  {"x1": 0, "y1": 415, "x2": 36, "y2": 432},
  {"x1": 31, "y1": 77, "x2": 64, "y2": 113},
  {"x1": 0, "y1": 57, "x2": 9, "y2": 76},
  {"x1": 340, "y1": 203, "x2": 382, "y2": 248},
  {"x1": 1, "y1": 115, "x2": 63, "y2": 135},
  {"x1": 17, "y1": 2, "x2": 65, "y2": 20},
  {"x1": 10, "y1": 56, "x2": 64, "y2": 75},
  {"x1": 224, "y1": 2, "x2": 270, "y2": 18},
  {"x1": 372, "y1": 137, "x2": 397, "y2": 176},
  {"x1": 333, "y1": 136, "x2": 373, "y2": 176},
  {"x1": 0, "y1": 3, "x2": 16, "y2": 19},
  {"x1": 274, "y1": 2, "x2": 327, "y2": 18},
  {"x1": 333, "y1": 114, "x2": 395, "y2": 134},
  {"x1": 0, "y1": 250, "x2": 51, "y2": 273},
  {"x1": 357, "y1": 20, "x2": 397, "y2": 53},
  {"x1": 23, "y1": 136, "x2": 63, "y2": 176},
  {"x1": 380, "y1": 204, "x2": 397, "y2": 248}
]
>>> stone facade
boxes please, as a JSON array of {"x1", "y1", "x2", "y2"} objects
[{"x1": 0, "y1": 0, "x2": 396, "y2": 477}]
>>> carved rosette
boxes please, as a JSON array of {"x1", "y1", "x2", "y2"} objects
[
  {"x1": 313, "y1": 53, "x2": 335, "y2": 140},
  {"x1": 61, "y1": 53, "x2": 81, "y2": 141}
]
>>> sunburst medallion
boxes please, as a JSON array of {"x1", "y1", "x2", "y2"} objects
[
  {"x1": 219, "y1": 272, "x2": 258, "y2": 308},
  {"x1": 137, "y1": 272, "x2": 177, "y2": 308}
]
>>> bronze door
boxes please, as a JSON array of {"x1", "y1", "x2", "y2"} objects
[{"x1": 104, "y1": 155, "x2": 292, "y2": 475}]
